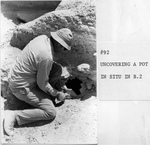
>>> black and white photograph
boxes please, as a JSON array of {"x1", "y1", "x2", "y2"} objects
[
  {"x1": 1, "y1": 0, "x2": 150, "y2": 145},
  {"x1": 1, "y1": 0, "x2": 97, "y2": 144}
]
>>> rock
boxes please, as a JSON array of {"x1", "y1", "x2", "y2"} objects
[
  {"x1": 0, "y1": 13, "x2": 16, "y2": 45},
  {"x1": 79, "y1": 83, "x2": 87, "y2": 94},
  {"x1": 1, "y1": 1, "x2": 61, "y2": 23},
  {"x1": 75, "y1": 63, "x2": 96, "y2": 90},
  {"x1": 89, "y1": 26, "x2": 96, "y2": 35},
  {"x1": 77, "y1": 63, "x2": 90, "y2": 73},
  {"x1": 85, "y1": 82, "x2": 93, "y2": 90},
  {"x1": 93, "y1": 52, "x2": 97, "y2": 56},
  {"x1": 1, "y1": 1, "x2": 61, "y2": 9}
]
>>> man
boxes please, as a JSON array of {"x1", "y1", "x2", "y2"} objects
[{"x1": 4, "y1": 28, "x2": 73, "y2": 136}]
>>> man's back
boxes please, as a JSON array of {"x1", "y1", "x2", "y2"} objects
[{"x1": 8, "y1": 35, "x2": 53, "y2": 89}]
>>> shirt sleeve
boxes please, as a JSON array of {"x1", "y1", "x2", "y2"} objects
[{"x1": 37, "y1": 58, "x2": 58, "y2": 96}]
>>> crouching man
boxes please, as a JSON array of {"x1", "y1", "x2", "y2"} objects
[{"x1": 4, "y1": 28, "x2": 74, "y2": 136}]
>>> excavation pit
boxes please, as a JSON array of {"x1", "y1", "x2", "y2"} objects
[{"x1": 66, "y1": 77, "x2": 83, "y2": 95}]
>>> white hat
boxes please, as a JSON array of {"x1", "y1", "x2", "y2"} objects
[{"x1": 51, "y1": 28, "x2": 73, "y2": 50}]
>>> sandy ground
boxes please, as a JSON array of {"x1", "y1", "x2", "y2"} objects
[
  {"x1": 1, "y1": 11, "x2": 97, "y2": 144},
  {"x1": 1, "y1": 95, "x2": 97, "y2": 144}
]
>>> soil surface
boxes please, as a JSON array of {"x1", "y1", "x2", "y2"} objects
[{"x1": 1, "y1": 2, "x2": 97, "y2": 144}]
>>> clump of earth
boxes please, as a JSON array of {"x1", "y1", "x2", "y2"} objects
[{"x1": 1, "y1": 0, "x2": 97, "y2": 144}]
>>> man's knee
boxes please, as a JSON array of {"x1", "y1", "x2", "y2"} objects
[
  {"x1": 43, "y1": 104, "x2": 56, "y2": 119},
  {"x1": 46, "y1": 108, "x2": 56, "y2": 119},
  {"x1": 39, "y1": 98, "x2": 57, "y2": 119}
]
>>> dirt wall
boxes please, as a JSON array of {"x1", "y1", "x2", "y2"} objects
[{"x1": 9, "y1": 0, "x2": 96, "y2": 87}]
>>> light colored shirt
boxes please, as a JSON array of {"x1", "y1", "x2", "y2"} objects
[{"x1": 8, "y1": 35, "x2": 57, "y2": 96}]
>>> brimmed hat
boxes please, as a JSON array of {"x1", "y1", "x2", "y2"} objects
[{"x1": 51, "y1": 28, "x2": 73, "y2": 50}]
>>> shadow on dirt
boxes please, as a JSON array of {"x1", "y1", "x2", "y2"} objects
[
  {"x1": 80, "y1": 91, "x2": 96, "y2": 101},
  {"x1": 2, "y1": 96, "x2": 55, "y2": 133}
]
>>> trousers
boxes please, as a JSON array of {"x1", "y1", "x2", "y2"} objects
[{"x1": 10, "y1": 86, "x2": 56, "y2": 126}]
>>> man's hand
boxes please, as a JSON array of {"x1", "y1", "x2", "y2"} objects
[
  {"x1": 65, "y1": 88, "x2": 72, "y2": 95},
  {"x1": 62, "y1": 85, "x2": 77, "y2": 97},
  {"x1": 57, "y1": 91, "x2": 66, "y2": 101},
  {"x1": 66, "y1": 89, "x2": 77, "y2": 97}
]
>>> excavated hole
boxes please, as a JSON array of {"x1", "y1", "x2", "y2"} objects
[{"x1": 66, "y1": 77, "x2": 83, "y2": 95}]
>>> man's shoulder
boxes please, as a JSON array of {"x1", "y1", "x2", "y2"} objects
[
  {"x1": 31, "y1": 34, "x2": 51, "y2": 51},
  {"x1": 39, "y1": 51, "x2": 53, "y2": 60},
  {"x1": 29, "y1": 35, "x2": 53, "y2": 62},
  {"x1": 33, "y1": 35, "x2": 49, "y2": 41}
]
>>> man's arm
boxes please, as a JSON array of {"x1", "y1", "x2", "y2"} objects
[
  {"x1": 37, "y1": 59, "x2": 58, "y2": 97},
  {"x1": 62, "y1": 85, "x2": 77, "y2": 98}
]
